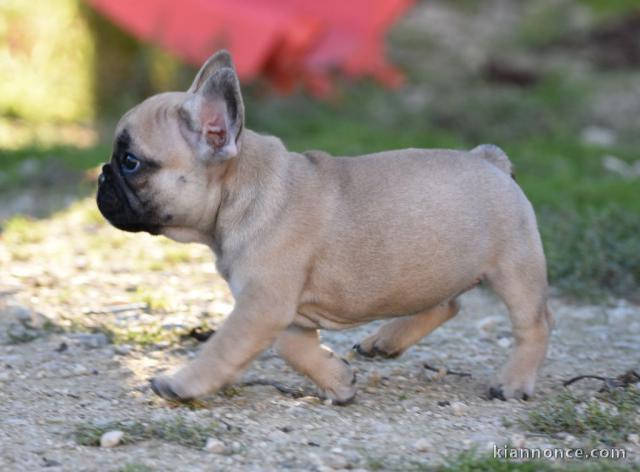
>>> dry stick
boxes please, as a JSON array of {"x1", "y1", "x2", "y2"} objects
[
  {"x1": 562, "y1": 374, "x2": 609, "y2": 387},
  {"x1": 563, "y1": 370, "x2": 640, "y2": 389},
  {"x1": 423, "y1": 362, "x2": 472, "y2": 378},
  {"x1": 239, "y1": 379, "x2": 314, "y2": 399}
]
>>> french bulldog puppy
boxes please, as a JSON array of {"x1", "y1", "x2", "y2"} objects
[{"x1": 97, "y1": 50, "x2": 553, "y2": 404}]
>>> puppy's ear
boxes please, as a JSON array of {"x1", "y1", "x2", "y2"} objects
[
  {"x1": 180, "y1": 67, "x2": 244, "y2": 162},
  {"x1": 188, "y1": 49, "x2": 235, "y2": 94}
]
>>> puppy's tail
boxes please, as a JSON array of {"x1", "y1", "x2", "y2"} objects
[{"x1": 471, "y1": 144, "x2": 515, "y2": 179}]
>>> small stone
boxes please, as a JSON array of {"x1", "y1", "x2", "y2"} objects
[
  {"x1": 509, "y1": 434, "x2": 525, "y2": 448},
  {"x1": 476, "y1": 315, "x2": 502, "y2": 333},
  {"x1": 100, "y1": 430, "x2": 124, "y2": 448},
  {"x1": 205, "y1": 437, "x2": 226, "y2": 454},
  {"x1": 114, "y1": 344, "x2": 133, "y2": 355},
  {"x1": 7, "y1": 324, "x2": 40, "y2": 343},
  {"x1": 602, "y1": 155, "x2": 636, "y2": 178},
  {"x1": 413, "y1": 438, "x2": 432, "y2": 452},
  {"x1": 73, "y1": 364, "x2": 88, "y2": 375},
  {"x1": 42, "y1": 457, "x2": 61, "y2": 467},
  {"x1": 73, "y1": 333, "x2": 109, "y2": 349},
  {"x1": 7, "y1": 305, "x2": 33, "y2": 323},
  {"x1": 451, "y1": 401, "x2": 468, "y2": 416},
  {"x1": 581, "y1": 126, "x2": 616, "y2": 147},
  {"x1": 628, "y1": 433, "x2": 640, "y2": 446},
  {"x1": 368, "y1": 370, "x2": 382, "y2": 386},
  {"x1": 268, "y1": 430, "x2": 289, "y2": 443},
  {"x1": 323, "y1": 449, "x2": 350, "y2": 470},
  {"x1": 496, "y1": 337, "x2": 512, "y2": 349}
]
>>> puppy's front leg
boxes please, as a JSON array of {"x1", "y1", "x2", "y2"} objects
[{"x1": 151, "y1": 285, "x2": 295, "y2": 401}]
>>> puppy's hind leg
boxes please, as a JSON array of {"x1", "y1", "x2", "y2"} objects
[
  {"x1": 275, "y1": 326, "x2": 357, "y2": 404},
  {"x1": 354, "y1": 299, "x2": 460, "y2": 359},
  {"x1": 486, "y1": 249, "x2": 552, "y2": 400}
]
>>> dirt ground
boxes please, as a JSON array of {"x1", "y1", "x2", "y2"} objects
[{"x1": 0, "y1": 199, "x2": 639, "y2": 471}]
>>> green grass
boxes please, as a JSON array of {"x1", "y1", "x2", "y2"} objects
[
  {"x1": 439, "y1": 450, "x2": 634, "y2": 471},
  {"x1": 540, "y1": 208, "x2": 640, "y2": 300},
  {"x1": 74, "y1": 418, "x2": 222, "y2": 449},
  {"x1": 0, "y1": 144, "x2": 108, "y2": 173},
  {"x1": 521, "y1": 387, "x2": 640, "y2": 445},
  {"x1": 120, "y1": 465, "x2": 154, "y2": 472},
  {"x1": 577, "y1": 0, "x2": 640, "y2": 17}
]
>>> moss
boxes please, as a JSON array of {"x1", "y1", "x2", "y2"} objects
[
  {"x1": 522, "y1": 387, "x2": 640, "y2": 445},
  {"x1": 74, "y1": 418, "x2": 222, "y2": 449}
]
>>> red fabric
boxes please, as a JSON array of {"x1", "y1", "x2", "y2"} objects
[{"x1": 89, "y1": 0, "x2": 414, "y2": 95}]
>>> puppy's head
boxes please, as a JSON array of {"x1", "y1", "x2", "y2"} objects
[{"x1": 97, "y1": 50, "x2": 244, "y2": 241}]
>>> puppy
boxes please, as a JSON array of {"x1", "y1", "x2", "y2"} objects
[{"x1": 97, "y1": 50, "x2": 553, "y2": 404}]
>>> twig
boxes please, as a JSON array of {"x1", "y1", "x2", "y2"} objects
[
  {"x1": 84, "y1": 303, "x2": 148, "y2": 314},
  {"x1": 238, "y1": 378, "x2": 314, "y2": 399},
  {"x1": 563, "y1": 370, "x2": 640, "y2": 391},
  {"x1": 423, "y1": 362, "x2": 472, "y2": 378},
  {"x1": 563, "y1": 374, "x2": 608, "y2": 387}
]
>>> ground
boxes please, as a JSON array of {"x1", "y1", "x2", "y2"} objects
[{"x1": 0, "y1": 200, "x2": 638, "y2": 471}]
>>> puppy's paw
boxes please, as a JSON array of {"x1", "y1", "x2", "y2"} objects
[
  {"x1": 353, "y1": 339, "x2": 401, "y2": 359},
  {"x1": 149, "y1": 371, "x2": 212, "y2": 402},
  {"x1": 488, "y1": 384, "x2": 531, "y2": 401},
  {"x1": 317, "y1": 358, "x2": 358, "y2": 405},
  {"x1": 150, "y1": 376, "x2": 192, "y2": 402}
]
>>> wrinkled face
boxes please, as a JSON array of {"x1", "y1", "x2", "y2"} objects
[
  {"x1": 97, "y1": 93, "x2": 213, "y2": 235},
  {"x1": 96, "y1": 50, "x2": 244, "y2": 242}
]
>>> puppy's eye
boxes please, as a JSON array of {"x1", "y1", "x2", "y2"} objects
[{"x1": 122, "y1": 153, "x2": 141, "y2": 174}]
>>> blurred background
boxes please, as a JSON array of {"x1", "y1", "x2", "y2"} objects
[{"x1": 1, "y1": 0, "x2": 639, "y2": 302}]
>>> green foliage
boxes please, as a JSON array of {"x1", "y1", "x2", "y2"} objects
[
  {"x1": 522, "y1": 387, "x2": 640, "y2": 445},
  {"x1": 74, "y1": 418, "x2": 221, "y2": 449},
  {"x1": 120, "y1": 465, "x2": 154, "y2": 472},
  {"x1": 441, "y1": 451, "x2": 551, "y2": 472},
  {"x1": 2, "y1": 215, "x2": 45, "y2": 244},
  {"x1": 540, "y1": 208, "x2": 640, "y2": 300},
  {"x1": 577, "y1": 0, "x2": 640, "y2": 17},
  {"x1": 0, "y1": 0, "x2": 94, "y2": 123},
  {"x1": 439, "y1": 450, "x2": 633, "y2": 471}
]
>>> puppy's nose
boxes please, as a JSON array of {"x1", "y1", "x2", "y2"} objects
[{"x1": 99, "y1": 164, "x2": 113, "y2": 185}]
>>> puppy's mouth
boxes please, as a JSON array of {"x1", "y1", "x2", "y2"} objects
[{"x1": 97, "y1": 164, "x2": 160, "y2": 234}]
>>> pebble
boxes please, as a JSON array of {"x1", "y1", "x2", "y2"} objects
[
  {"x1": 322, "y1": 449, "x2": 350, "y2": 470},
  {"x1": 509, "y1": 434, "x2": 525, "y2": 448},
  {"x1": 6, "y1": 324, "x2": 40, "y2": 343},
  {"x1": 73, "y1": 333, "x2": 109, "y2": 349},
  {"x1": 6, "y1": 305, "x2": 33, "y2": 323},
  {"x1": 581, "y1": 126, "x2": 616, "y2": 147},
  {"x1": 450, "y1": 401, "x2": 468, "y2": 416},
  {"x1": 496, "y1": 337, "x2": 512, "y2": 349},
  {"x1": 368, "y1": 370, "x2": 382, "y2": 386},
  {"x1": 73, "y1": 364, "x2": 88, "y2": 375},
  {"x1": 476, "y1": 315, "x2": 502, "y2": 333},
  {"x1": 100, "y1": 430, "x2": 124, "y2": 448},
  {"x1": 267, "y1": 430, "x2": 289, "y2": 443},
  {"x1": 114, "y1": 344, "x2": 133, "y2": 355},
  {"x1": 413, "y1": 438, "x2": 432, "y2": 452},
  {"x1": 204, "y1": 437, "x2": 226, "y2": 454}
]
